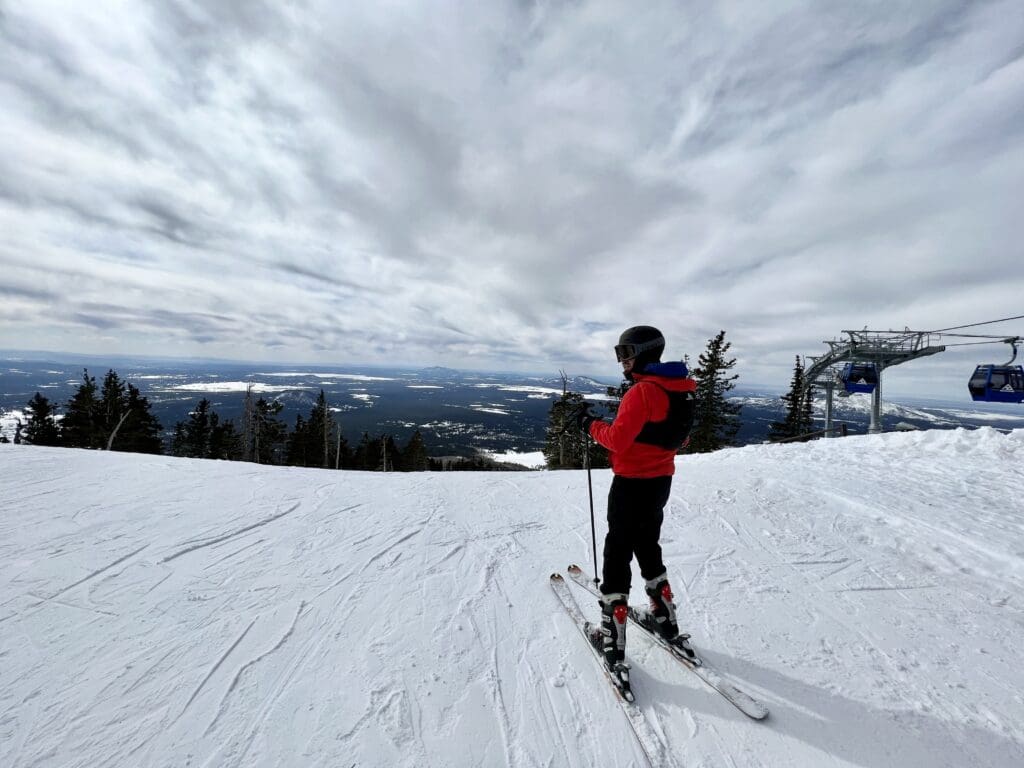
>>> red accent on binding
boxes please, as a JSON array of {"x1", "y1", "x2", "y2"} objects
[
  {"x1": 661, "y1": 583, "x2": 674, "y2": 602},
  {"x1": 613, "y1": 604, "x2": 629, "y2": 624}
]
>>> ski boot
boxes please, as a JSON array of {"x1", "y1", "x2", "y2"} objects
[
  {"x1": 588, "y1": 593, "x2": 631, "y2": 696},
  {"x1": 642, "y1": 573, "x2": 700, "y2": 663}
]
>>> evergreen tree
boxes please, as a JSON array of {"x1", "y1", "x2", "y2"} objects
[
  {"x1": 208, "y1": 418, "x2": 240, "y2": 460},
  {"x1": 170, "y1": 422, "x2": 187, "y2": 457},
  {"x1": 236, "y1": 389, "x2": 287, "y2": 464},
  {"x1": 99, "y1": 369, "x2": 127, "y2": 442},
  {"x1": 333, "y1": 428, "x2": 351, "y2": 469},
  {"x1": 284, "y1": 391, "x2": 335, "y2": 468},
  {"x1": 118, "y1": 384, "x2": 164, "y2": 454},
  {"x1": 400, "y1": 430, "x2": 429, "y2": 471},
  {"x1": 242, "y1": 384, "x2": 256, "y2": 461},
  {"x1": 801, "y1": 381, "x2": 815, "y2": 436},
  {"x1": 543, "y1": 391, "x2": 609, "y2": 469},
  {"x1": 353, "y1": 432, "x2": 379, "y2": 470},
  {"x1": 380, "y1": 435, "x2": 400, "y2": 471},
  {"x1": 100, "y1": 380, "x2": 163, "y2": 454},
  {"x1": 689, "y1": 330, "x2": 742, "y2": 453},
  {"x1": 23, "y1": 392, "x2": 61, "y2": 446},
  {"x1": 180, "y1": 398, "x2": 214, "y2": 458},
  {"x1": 252, "y1": 397, "x2": 287, "y2": 464},
  {"x1": 308, "y1": 391, "x2": 334, "y2": 469},
  {"x1": 62, "y1": 369, "x2": 102, "y2": 448},
  {"x1": 768, "y1": 356, "x2": 814, "y2": 441},
  {"x1": 285, "y1": 414, "x2": 310, "y2": 466}
]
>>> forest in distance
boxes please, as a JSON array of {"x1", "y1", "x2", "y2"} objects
[{"x1": 2, "y1": 353, "x2": 1023, "y2": 466}]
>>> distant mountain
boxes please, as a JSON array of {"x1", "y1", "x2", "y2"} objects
[{"x1": 732, "y1": 390, "x2": 1024, "y2": 439}]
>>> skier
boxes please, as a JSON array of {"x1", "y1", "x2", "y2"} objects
[{"x1": 569, "y1": 325, "x2": 697, "y2": 671}]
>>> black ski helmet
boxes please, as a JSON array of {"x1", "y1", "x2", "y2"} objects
[{"x1": 615, "y1": 326, "x2": 665, "y2": 370}]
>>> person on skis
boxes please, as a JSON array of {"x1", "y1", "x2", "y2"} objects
[{"x1": 570, "y1": 325, "x2": 697, "y2": 671}]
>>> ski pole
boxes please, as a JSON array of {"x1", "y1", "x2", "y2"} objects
[{"x1": 583, "y1": 429, "x2": 600, "y2": 587}]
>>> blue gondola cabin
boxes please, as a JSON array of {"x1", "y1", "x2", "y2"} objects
[
  {"x1": 841, "y1": 362, "x2": 878, "y2": 394},
  {"x1": 968, "y1": 365, "x2": 1024, "y2": 404}
]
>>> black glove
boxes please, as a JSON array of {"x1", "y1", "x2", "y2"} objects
[{"x1": 566, "y1": 403, "x2": 595, "y2": 433}]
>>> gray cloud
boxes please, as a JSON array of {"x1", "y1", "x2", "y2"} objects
[{"x1": 1, "y1": 0, "x2": 1022, "y2": 397}]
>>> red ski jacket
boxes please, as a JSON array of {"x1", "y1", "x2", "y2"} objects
[{"x1": 588, "y1": 366, "x2": 696, "y2": 478}]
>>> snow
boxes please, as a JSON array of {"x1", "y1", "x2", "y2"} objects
[
  {"x1": 1, "y1": 408, "x2": 25, "y2": 441},
  {"x1": 482, "y1": 450, "x2": 547, "y2": 469},
  {"x1": 2, "y1": 428, "x2": 1024, "y2": 767},
  {"x1": 170, "y1": 382, "x2": 314, "y2": 393},
  {"x1": 257, "y1": 373, "x2": 398, "y2": 382},
  {"x1": 469, "y1": 405, "x2": 511, "y2": 415}
]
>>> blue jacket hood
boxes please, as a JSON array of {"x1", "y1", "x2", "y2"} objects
[{"x1": 637, "y1": 361, "x2": 690, "y2": 379}]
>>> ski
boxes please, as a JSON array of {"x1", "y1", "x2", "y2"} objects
[
  {"x1": 567, "y1": 564, "x2": 769, "y2": 721},
  {"x1": 550, "y1": 573, "x2": 673, "y2": 768}
]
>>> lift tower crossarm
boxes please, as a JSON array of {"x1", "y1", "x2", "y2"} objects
[
  {"x1": 804, "y1": 331, "x2": 946, "y2": 389},
  {"x1": 802, "y1": 330, "x2": 946, "y2": 435}
]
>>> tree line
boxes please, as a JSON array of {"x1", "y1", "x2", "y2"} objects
[
  {"x1": 4, "y1": 347, "x2": 819, "y2": 466},
  {"x1": 6, "y1": 369, "x2": 434, "y2": 471}
]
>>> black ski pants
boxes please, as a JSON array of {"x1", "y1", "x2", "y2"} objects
[{"x1": 600, "y1": 475, "x2": 672, "y2": 597}]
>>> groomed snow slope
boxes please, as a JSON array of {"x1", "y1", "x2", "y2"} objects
[{"x1": 2, "y1": 429, "x2": 1023, "y2": 768}]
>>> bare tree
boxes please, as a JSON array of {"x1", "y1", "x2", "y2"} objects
[{"x1": 105, "y1": 410, "x2": 132, "y2": 450}]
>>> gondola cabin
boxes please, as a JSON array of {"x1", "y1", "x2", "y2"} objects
[
  {"x1": 968, "y1": 365, "x2": 1024, "y2": 403},
  {"x1": 841, "y1": 362, "x2": 878, "y2": 394}
]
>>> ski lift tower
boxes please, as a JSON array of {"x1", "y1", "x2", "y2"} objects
[{"x1": 804, "y1": 330, "x2": 946, "y2": 434}]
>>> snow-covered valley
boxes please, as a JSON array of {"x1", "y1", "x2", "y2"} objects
[{"x1": 2, "y1": 429, "x2": 1023, "y2": 767}]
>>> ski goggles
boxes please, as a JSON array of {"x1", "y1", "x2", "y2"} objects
[{"x1": 614, "y1": 336, "x2": 664, "y2": 362}]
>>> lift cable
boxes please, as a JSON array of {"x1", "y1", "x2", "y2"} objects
[
  {"x1": 934, "y1": 332, "x2": 1022, "y2": 341},
  {"x1": 924, "y1": 314, "x2": 1024, "y2": 334}
]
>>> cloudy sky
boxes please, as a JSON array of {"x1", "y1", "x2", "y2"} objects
[{"x1": 1, "y1": 0, "x2": 1022, "y2": 397}]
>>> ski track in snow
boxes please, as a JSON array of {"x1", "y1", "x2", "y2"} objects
[{"x1": 1, "y1": 430, "x2": 1024, "y2": 766}]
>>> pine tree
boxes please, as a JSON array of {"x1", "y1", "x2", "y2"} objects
[
  {"x1": 689, "y1": 331, "x2": 742, "y2": 453},
  {"x1": 801, "y1": 382, "x2": 815, "y2": 436},
  {"x1": 118, "y1": 384, "x2": 163, "y2": 454},
  {"x1": 208, "y1": 418, "x2": 240, "y2": 460},
  {"x1": 62, "y1": 369, "x2": 102, "y2": 448},
  {"x1": 308, "y1": 391, "x2": 334, "y2": 469},
  {"x1": 23, "y1": 392, "x2": 61, "y2": 446},
  {"x1": 285, "y1": 414, "x2": 310, "y2": 466},
  {"x1": 170, "y1": 422, "x2": 187, "y2": 457},
  {"x1": 181, "y1": 398, "x2": 214, "y2": 458},
  {"x1": 333, "y1": 428, "x2": 351, "y2": 469},
  {"x1": 768, "y1": 356, "x2": 814, "y2": 441},
  {"x1": 242, "y1": 384, "x2": 256, "y2": 461},
  {"x1": 542, "y1": 391, "x2": 609, "y2": 469},
  {"x1": 353, "y1": 432, "x2": 376, "y2": 470},
  {"x1": 401, "y1": 430, "x2": 429, "y2": 471},
  {"x1": 99, "y1": 369, "x2": 127, "y2": 443},
  {"x1": 284, "y1": 391, "x2": 335, "y2": 468},
  {"x1": 381, "y1": 435, "x2": 400, "y2": 471},
  {"x1": 252, "y1": 397, "x2": 286, "y2": 464},
  {"x1": 56, "y1": 369, "x2": 165, "y2": 453}
]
